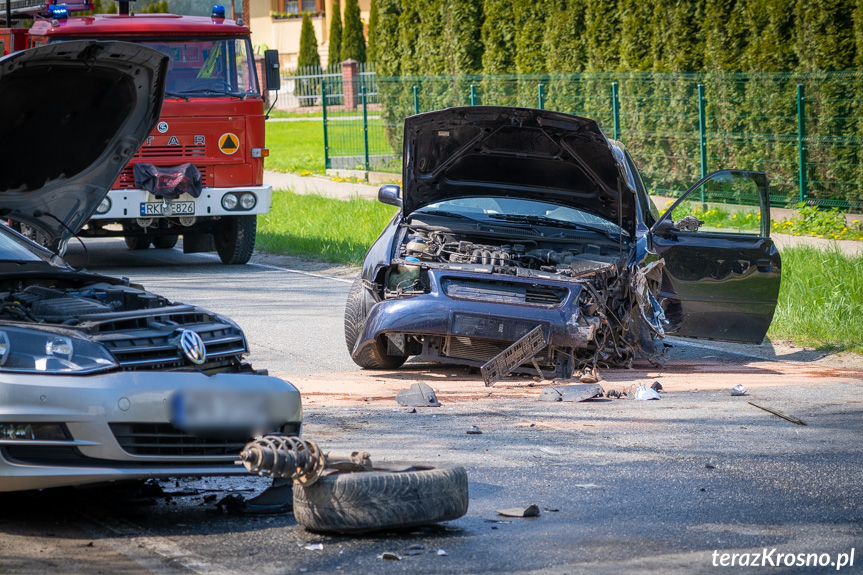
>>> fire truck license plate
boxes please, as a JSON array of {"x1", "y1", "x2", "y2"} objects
[{"x1": 140, "y1": 201, "x2": 195, "y2": 216}]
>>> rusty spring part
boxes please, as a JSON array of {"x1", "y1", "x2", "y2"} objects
[{"x1": 239, "y1": 435, "x2": 327, "y2": 486}]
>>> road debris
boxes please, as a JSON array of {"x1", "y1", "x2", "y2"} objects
[
  {"x1": 305, "y1": 543, "x2": 324, "y2": 551},
  {"x1": 729, "y1": 384, "x2": 747, "y2": 396},
  {"x1": 651, "y1": 381, "x2": 663, "y2": 392},
  {"x1": 396, "y1": 382, "x2": 442, "y2": 407},
  {"x1": 538, "y1": 447, "x2": 564, "y2": 456},
  {"x1": 466, "y1": 426, "x2": 483, "y2": 434},
  {"x1": 497, "y1": 504, "x2": 541, "y2": 517},
  {"x1": 573, "y1": 483, "x2": 602, "y2": 490},
  {"x1": 481, "y1": 326, "x2": 548, "y2": 386},
  {"x1": 437, "y1": 549, "x2": 448, "y2": 556},
  {"x1": 379, "y1": 552, "x2": 402, "y2": 561},
  {"x1": 748, "y1": 400, "x2": 807, "y2": 426},
  {"x1": 539, "y1": 383, "x2": 604, "y2": 402},
  {"x1": 634, "y1": 384, "x2": 661, "y2": 400},
  {"x1": 606, "y1": 389, "x2": 627, "y2": 399}
]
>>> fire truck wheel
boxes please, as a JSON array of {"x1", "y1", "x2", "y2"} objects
[
  {"x1": 215, "y1": 215, "x2": 256, "y2": 264},
  {"x1": 293, "y1": 465, "x2": 469, "y2": 534},
  {"x1": 124, "y1": 235, "x2": 151, "y2": 250},
  {"x1": 152, "y1": 235, "x2": 179, "y2": 249}
]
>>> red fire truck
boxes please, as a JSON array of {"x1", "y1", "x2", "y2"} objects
[{"x1": 3, "y1": 1, "x2": 280, "y2": 264}]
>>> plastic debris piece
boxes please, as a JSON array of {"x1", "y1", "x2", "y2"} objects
[
  {"x1": 539, "y1": 383, "x2": 604, "y2": 403},
  {"x1": 573, "y1": 483, "x2": 602, "y2": 490},
  {"x1": 497, "y1": 504, "x2": 540, "y2": 517},
  {"x1": 729, "y1": 384, "x2": 747, "y2": 396},
  {"x1": 634, "y1": 384, "x2": 661, "y2": 400},
  {"x1": 396, "y1": 382, "x2": 441, "y2": 407},
  {"x1": 705, "y1": 463, "x2": 716, "y2": 469},
  {"x1": 466, "y1": 426, "x2": 482, "y2": 435},
  {"x1": 650, "y1": 381, "x2": 663, "y2": 392},
  {"x1": 408, "y1": 544, "x2": 424, "y2": 550},
  {"x1": 748, "y1": 400, "x2": 806, "y2": 426},
  {"x1": 305, "y1": 543, "x2": 324, "y2": 551},
  {"x1": 437, "y1": 549, "x2": 448, "y2": 556},
  {"x1": 379, "y1": 552, "x2": 402, "y2": 561}
]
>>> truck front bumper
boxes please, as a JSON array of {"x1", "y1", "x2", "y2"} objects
[{"x1": 90, "y1": 185, "x2": 273, "y2": 220}]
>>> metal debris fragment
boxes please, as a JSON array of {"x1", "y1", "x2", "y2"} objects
[
  {"x1": 729, "y1": 384, "x2": 747, "y2": 396},
  {"x1": 481, "y1": 326, "x2": 547, "y2": 386},
  {"x1": 539, "y1": 383, "x2": 604, "y2": 403},
  {"x1": 396, "y1": 382, "x2": 442, "y2": 407},
  {"x1": 305, "y1": 543, "x2": 324, "y2": 551},
  {"x1": 651, "y1": 381, "x2": 663, "y2": 392},
  {"x1": 497, "y1": 504, "x2": 541, "y2": 517},
  {"x1": 437, "y1": 549, "x2": 448, "y2": 556},
  {"x1": 379, "y1": 552, "x2": 402, "y2": 561},
  {"x1": 466, "y1": 426, "x2": 483, "y2": 434},
  {"x1": 748, "y1": 400, "x2": 806, "y2": 425}
]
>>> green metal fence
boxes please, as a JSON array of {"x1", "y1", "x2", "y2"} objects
[{"x1": 318, "y1": 70, "x2": 863, "y2": 209}]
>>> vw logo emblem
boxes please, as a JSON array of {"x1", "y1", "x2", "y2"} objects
[
  {"x1": 176, "y1": 329, "x2": 207, "y2": 365},
  {"x1": 157, "y1": 121, "x2": 169, "y2": 133}
]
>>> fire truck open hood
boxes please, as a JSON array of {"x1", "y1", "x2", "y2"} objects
[
  {"x1": 402, "y1": 107, "x2": 633, "y2": 233},
  {"x1": 0, "y1": 41, "x2": 167, "y2": 253}
]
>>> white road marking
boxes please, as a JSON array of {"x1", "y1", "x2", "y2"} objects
[{"x1": 182, "y1": 251, "x2": 354, "y2": 284}]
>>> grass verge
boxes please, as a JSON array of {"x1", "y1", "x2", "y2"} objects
[
  {"x1": 265, "y1": 121, "x2": 325, "y2": 175},
  {"x1": 257, "y1": 191, "x2": 397, "y2": 264},
  {"x1": 769, "y1": 246, "x2": 863, "y2": 353}
]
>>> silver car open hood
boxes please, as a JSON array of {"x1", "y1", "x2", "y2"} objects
[
  {"x1": 0, "y1": 41, "x2": 167, "y2": 253},
  {"x1": 402, "y1": 107, "x2": 634, "y2": 232}
]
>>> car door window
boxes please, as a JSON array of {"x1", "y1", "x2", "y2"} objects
[{"x1": 660, "y1": 171, "x2": 769, "y2": 237}]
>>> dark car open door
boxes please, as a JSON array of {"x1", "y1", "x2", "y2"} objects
[{"x1": 649, "y1": 170, "x2": 781, "y2": 343}]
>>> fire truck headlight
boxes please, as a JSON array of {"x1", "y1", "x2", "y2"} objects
[
  {"x1": 96, "y1": 197, "x2": 112, "y2": 215},
  {"x1": 221, "y1": 193, "x2": 239, "y2": 210},
  {"x1": 239, "y1": 193, "x2": 257, "y2": 210}
]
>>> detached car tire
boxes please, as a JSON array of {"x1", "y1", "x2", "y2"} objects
[
  {"x1": 215, "y1": 215, "x2": 256, "y2": 265},
  {"x1": 344, "y1": 277, "x2": 407, "y2": 369},
  {"x1": 293, "y1": 465, "x2": 469, "y2": 534}
]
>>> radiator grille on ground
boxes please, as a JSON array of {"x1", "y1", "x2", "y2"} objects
[
  {"x1": 442, "y1": 278, "x2": 567, "y2": 307},
  {"x1": 110, "y1": 423, "x2": 247, "y2": 456}
]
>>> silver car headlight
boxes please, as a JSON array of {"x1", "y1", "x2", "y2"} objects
[{"x1": 0, "y1": 327, "x2": 117, "y2": 374}]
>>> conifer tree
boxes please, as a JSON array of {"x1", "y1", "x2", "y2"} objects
[
  {"x1": 328, "y1": 1, "x2": 342, "y2": 67},
  {"x1": 443, "y1": 0, "x2": 483, "y2": 75},
  {"x1": 481, "y1": 0, "x2": 517, "y2": 104},
  {"x1": 341, "y1": 0, "x2": 366, "y2": 63},
  {"x1": 298, "y1": 12, "x2": 321, "y2": 70},
  {"x1": 367, "y1": 0, "x2": 379, "y2": 63}
]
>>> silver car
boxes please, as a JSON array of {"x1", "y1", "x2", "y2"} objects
[{"x1": 0, "y1": 41, "x2": 301, "y2": 492}]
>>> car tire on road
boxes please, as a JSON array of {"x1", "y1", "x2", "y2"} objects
[
  {"x1": 152, "y1": 235, "x2": 179, "y2": 249},
  {"x1": 293, "y1": 465, "x2": 469, "y2": 534},
  {"x1": 215, "y1": 215, "x2": 256, "y2": 265},
  {"x1": 344, "y1": 277, "x2": 407, "y2": 369}
]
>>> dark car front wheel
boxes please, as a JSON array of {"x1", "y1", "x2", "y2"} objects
[{"x1": 344, "y1": 277, "x2": 407, "y2": 369}]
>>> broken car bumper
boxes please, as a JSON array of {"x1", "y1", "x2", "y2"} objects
[
  {"x1": 0, "y1": 371, "x2": 301, "y2": 492},
  {"x1": 352, "y1": 269, "x2": 593, "y2": 359}
]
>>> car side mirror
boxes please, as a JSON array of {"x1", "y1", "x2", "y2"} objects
[
  {"x1": 378, "y1": 184, "x2": 402, "y2": 207},
  {"x1": 653, "y1": 218, "x2": 675, "y2": 235},
  {"x1": 264, "y1": 50, "x2": 281, "y2": 91}
]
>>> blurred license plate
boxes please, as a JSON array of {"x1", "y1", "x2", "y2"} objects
[
  {"x1": 171, "y1": 390, "x2": 271, "y2": 433},
  {"x1": 140, "y1": 201, "x2": 195, "y2": 216}
]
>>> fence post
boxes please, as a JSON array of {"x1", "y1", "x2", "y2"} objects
[
  {"x1": 361, "y1": 78, "x2": 370, "y2": 172},
  {"x1": 321, "y1": 79, "x2": 330, "y2": 170},
  {"x1": 470, "y1": 84, "x2": 477, "y2": 106},
  {"x1": 413, "y1": 85, "x2": 420, "y2": 114},
  {"x1": 537, "y1": 83, "x2": 545, "y2": 110},
  {"x1": 697, "y1": 83, "x2": 707, "y2": 207},
  {"x1": 611, "y1": 82, "x2": 620, "y2": 140},
  {"x1": 797, "y1": 84, "x2": 807, "y2": 203}
]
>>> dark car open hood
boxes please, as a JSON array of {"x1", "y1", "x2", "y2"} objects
[
  {"x1": 0, "y1": 41, "x2": 167, "y2": 253},
  {"x1": 402, "y1": 107, "x2": 633, "y2": 232}
]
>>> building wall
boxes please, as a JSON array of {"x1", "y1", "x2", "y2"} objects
[{"x1": 249, "y1": 0, "x2": 327, "y2": 70}]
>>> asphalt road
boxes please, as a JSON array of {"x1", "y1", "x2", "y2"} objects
[{"x1": 2, "y1": 239, "x2": 861, "y2": 575}]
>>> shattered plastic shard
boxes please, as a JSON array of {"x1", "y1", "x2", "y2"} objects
[
  {"x1": 496, "y1": 504, "x2": 541, "y2": 517},
  {"x1": 395, "y1": 382, "x2": 441, "y2": 407},
  {"x1": 729, "y1": 384, "x2": 747, "y2": 396},
  {"x1": 634, "y1": 384, "x2": 661, "y2": 400}
]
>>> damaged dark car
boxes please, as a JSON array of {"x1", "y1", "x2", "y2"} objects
[
  {"x1": 345, "y1": 107, "x2": 781, "y2": 380},
  {"x1": 0, "y1": 41, "x2": 300, "y2": 492}
]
